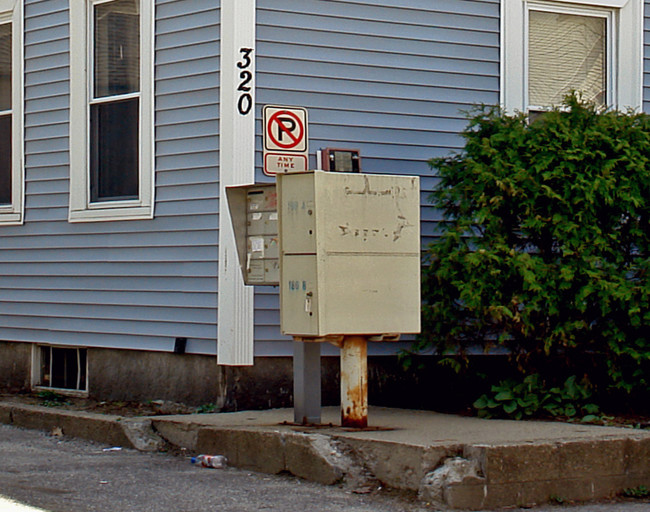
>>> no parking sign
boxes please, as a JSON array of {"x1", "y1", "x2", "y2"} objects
[{"x1": 263, "y1": 105, "x2": 309, "y2": 176}]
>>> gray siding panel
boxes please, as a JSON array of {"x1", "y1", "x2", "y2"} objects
[
  {"x1": 18, "y1": 0, "x2": 648, "y2": 357},
  {"x1": 0, "y1": 0, "x2": 221, "y2": 354},
  {"x1": 643, "y1": 1, "x2": 650, "y2": 114},
  {"x1": 254, "y1": 0, "x2": 500, "y2": 348}
]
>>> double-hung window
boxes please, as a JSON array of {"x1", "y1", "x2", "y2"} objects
[
  {"x1": 0, "y1": 0, "x2": 23, "y2": 226},
  {"x1": 69, "y1": 0, "x2": 154, "y2": 222},
  {"x1": 502, "y1": 0, "x2": 642, "y2": 114}
]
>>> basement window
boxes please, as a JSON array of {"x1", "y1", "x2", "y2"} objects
[{"x1": 35, "y1": 346, "x2": 88, "y2": 394}]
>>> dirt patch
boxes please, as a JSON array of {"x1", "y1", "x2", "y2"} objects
[
  {"x1": 2, "y1": 391, "x2": 650, "y2": 430},
  {"x1": 0, "y1": 392, "x2": 202, "y2": 417}
]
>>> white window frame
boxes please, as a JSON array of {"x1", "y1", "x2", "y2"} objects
[
  {"x1": 69, "y1": 0, "x2": 154, "y2": 223},
  {"x1": 0, "y1": 0, "x2": 24, "y2": 226},
  {"x1": 31, "y1": 345, "x2": 89, "y2": 397},
  {"x1": 501, "y1": 0, "x2": 643, "y2": 114}
]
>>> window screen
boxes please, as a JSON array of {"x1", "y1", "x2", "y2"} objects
[{"x1": 528, "y1": 10, "x2": 607, "y2": 108}]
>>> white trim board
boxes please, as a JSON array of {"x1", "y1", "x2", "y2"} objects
[
  {"x1": 217, "y1": 0, "x2": 256, "y2": 366},
  {"x1": 0, "y1": 0, "x2": 24, "y2": 226},
  {"x1": 68, "y1": 0, "x2": 155, "y2": 223}
]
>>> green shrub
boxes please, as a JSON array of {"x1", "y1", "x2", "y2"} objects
[
  {"x1": 473, "y1": 374, "x2": 600, "y2": 421},
  {"x1": 419, "y1": 95, "x2": 650, "y2": 392},
  {"x1": 622, "y1": 485, "x2": 650, "y2": 499}
]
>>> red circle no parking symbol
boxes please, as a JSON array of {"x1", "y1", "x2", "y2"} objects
[{"x1": 267, "y1": 110, "x2": 305, "y2": 150}]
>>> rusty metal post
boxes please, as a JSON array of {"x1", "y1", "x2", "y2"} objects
[{"x1": 340, "y1": 335, "x2": 368, "y2": 428}]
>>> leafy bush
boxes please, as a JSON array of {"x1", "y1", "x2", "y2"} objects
[
  {"x1": 622, "y1": 485, "x2": 650, "y2": 499},
  {"x1": 473, "y1": 374, "x2": 600, "y2": 421},
  {"x1": 419, "y1": 96, "x2": 650, "y2": 392}
]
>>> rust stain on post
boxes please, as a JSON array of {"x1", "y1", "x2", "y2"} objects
[{"x1": 340, "y1": 335, "x2": 368, "y2": 428}]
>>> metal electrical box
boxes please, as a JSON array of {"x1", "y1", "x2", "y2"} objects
[
  {"x1": 278, "y1": 171, "x2": 421, "y2": 337},
  {"x1": 226, "y1": 183, "x2": 279, "y2": 285}
]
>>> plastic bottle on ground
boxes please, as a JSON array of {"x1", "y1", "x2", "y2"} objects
[{"x1": 191, "y1": 454, "x2": 228, "y2": 469}]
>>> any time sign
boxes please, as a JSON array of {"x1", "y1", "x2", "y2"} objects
[{"x1": 263, "y1": 105, "x2": 309, "y2": 176}]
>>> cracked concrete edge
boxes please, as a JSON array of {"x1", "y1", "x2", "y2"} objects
[
  {"x1": 0, "y1": 401, "x2": 462, "y2": 498},
  {"x1": 120, "y1": 418, "x2": 167, "y2": 452},
  {"x1": 337, "y1": 437, "x2": 466, "y2": 491},
  {"x1": 171, "y1": 425, "x2": 454, "y2": 492},
  {"x1": 427, "y1": 441, "x2": 650, "y2": 510},
  {"x1": 191, "y1": 427, "x2": 355, "y2": 486},
  {"x1": 0, "y1": 401, "x2": 154, "y2": 451},
  {"x1": 0, "y1": 403, "x2": 358, "y2": 488},
  {"x1": 150, "y1": 418, "x2": 200, "y2": 452}
]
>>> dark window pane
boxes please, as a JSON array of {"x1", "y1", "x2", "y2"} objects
[
  {"x1": 42, "y1": 347, "x2": 87, "y2": 391},
  {"x1": 94, "y1": 0, "x2": 139, "y2": 98},
  {"x1": 0, "y1": 22, "x2": 11, "y2": 111},
  {"x1": 0, "y1": 114, "x2": 11, "y2": 204},
  {"x1": 90, "y1": 97, "x2": 139, "y2": 202},
  {"x1": 78, "y1": 349, "x2": 87, "y2": 390},
  {"x1": 40, "y1": 347, "x2": 51, "y2": 387},
  {"x1": 51, "y1": 347, "x2": 80, "y2": 389}
]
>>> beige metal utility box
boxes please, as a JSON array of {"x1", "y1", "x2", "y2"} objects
[{"x1": 278, "y1": 171, "x2": 421, "y2": 337}]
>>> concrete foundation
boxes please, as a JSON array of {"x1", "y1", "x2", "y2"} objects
[
  {"x1": 0, "y1": 342, "x2": 31, "y2": 393},
  {"x1": 1, "y1": 340, "x2": 511, "y2": 412},
  {"x1": 88, "y1": 347, "x2": 227, "y2": 406}
]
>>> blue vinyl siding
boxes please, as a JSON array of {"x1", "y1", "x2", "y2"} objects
[
  {"x1": 643, "y1": 1, "x2": 650, "y2": 114},
  {"x1": 3, "y1": 0, "x2": 648, "y2": 358},
  {"x1": 0, "y1": 0, "x2": 221, "y2": 355},
  {"x1": 253, "y1": 0, "x2": 500, "y2": 349}
]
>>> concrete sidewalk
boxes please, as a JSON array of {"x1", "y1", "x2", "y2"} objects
[{"x1": 1, "y1": 401, "x2": 649, "y2": 510}]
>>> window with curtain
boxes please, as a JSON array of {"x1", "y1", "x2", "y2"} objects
[
  {"x1": 528, "y1": 10, "x2": 608, "y2": 111},
  {"x1": 501, "y1": 0, "x2": 642, "y2": 116}
]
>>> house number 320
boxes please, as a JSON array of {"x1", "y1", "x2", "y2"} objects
[{"x1": 237, "y1": 47, "x2": 253, "y2": 115}]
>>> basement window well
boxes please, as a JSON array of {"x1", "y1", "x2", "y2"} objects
[{"x1": 33, "y1": 346, "x2": 88, "y2": 395}]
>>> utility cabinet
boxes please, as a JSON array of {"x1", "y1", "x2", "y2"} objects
[
  {"x1": 277, "y1": 171, "x2": 421, "y2": 337},
  {"x1": 225, "y1": 183, "x2": 279, "y2": 285}
]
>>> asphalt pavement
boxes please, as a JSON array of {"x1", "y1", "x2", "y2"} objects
[
  {"x1": 1, "y1": 424, "x2": 649, "y2": 512},
  {"x1": 1, "y1": 401, "x2": 650, "y2": 510}
]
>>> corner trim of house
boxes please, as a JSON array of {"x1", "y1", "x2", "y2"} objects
[{"x1": 217, "y1": 0, "x2": 256, "y2": 366}]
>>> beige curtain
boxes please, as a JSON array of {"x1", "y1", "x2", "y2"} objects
[{"x1": 528, "y1": 10, "x2": 606, "y2": 108}]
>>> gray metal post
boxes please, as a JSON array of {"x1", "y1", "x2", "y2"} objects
[{"x1": 293, "y1": 340, "x2": 321, "y2": 424}]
